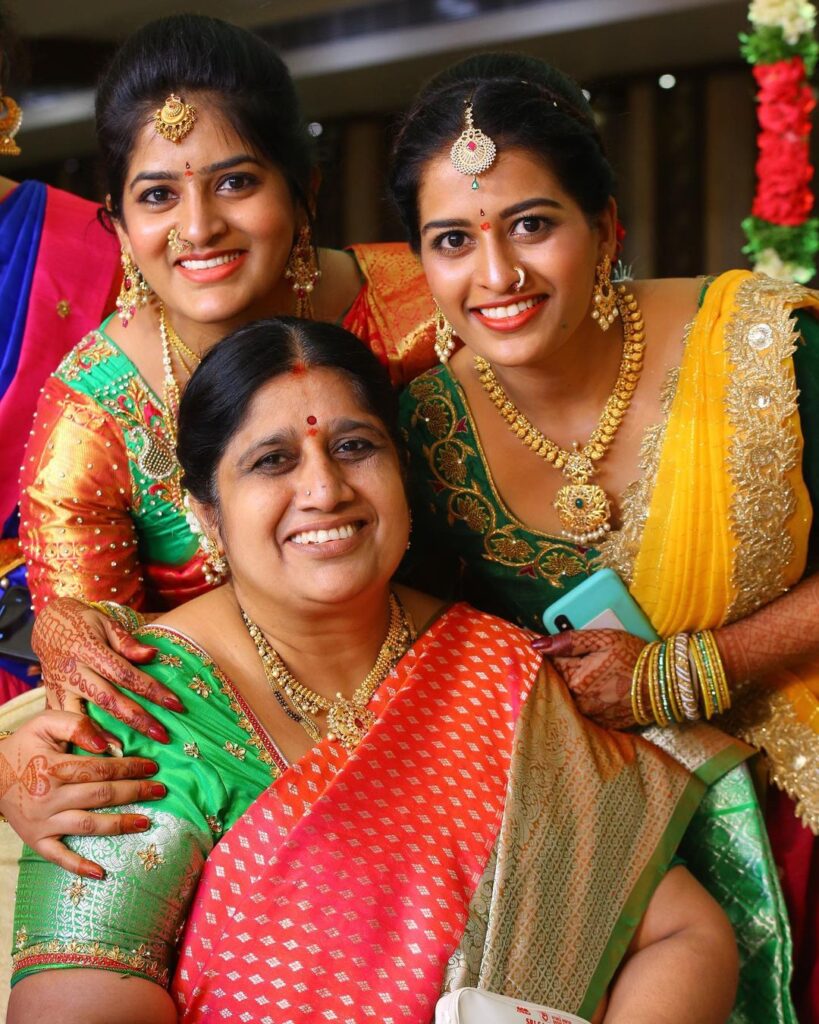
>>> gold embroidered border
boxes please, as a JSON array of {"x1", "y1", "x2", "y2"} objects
[
  {"x1": 13, "y1": 941, "x2": 169, "y2": 986},
  {"x1": 56, "y1": 331, "x2": 115, "y2": 382},
  {"x1": 595, "y1": 363, "x2": 682, "y2": 583},
  {"x1": 407, "y1": 372, "x2": 588, "y2": 586},
  {"x1": 721, "y1": 275, "x2": 819, "y2": 830},
  {"x1": 723, "y1": 274, "x2": 809, "y2": 621},
  {"x1": 136, "y1": 625, "x2": 287, "y2": 776},
  {"x1": 726, "y1": 684, "x2": 819, "y2": 833}
]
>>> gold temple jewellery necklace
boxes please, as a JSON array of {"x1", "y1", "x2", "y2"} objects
[
  {"x1": 475, "y1": 283, "x2": 645, "y2": 544},
  {"x1": 242, "y1": 592, "x2": 414, "y2": 751}
]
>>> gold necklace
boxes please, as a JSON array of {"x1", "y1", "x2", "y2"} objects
[
  {"x1": 158, "y1": 304, "x2": 203, "y2": 449},
  {"x1": 164, "y1": 314, "x2": 202, "y2": 373},
  {"x1": 242, "y1": 592, "x2": 414, "y2": 751},
  {"x1": 475, "y1": 284, "x2": 645, "y2": 544}
]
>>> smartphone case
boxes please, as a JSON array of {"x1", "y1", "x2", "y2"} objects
[{"x1": 542, "y1": 568, "x2": 659, "y2": 643}]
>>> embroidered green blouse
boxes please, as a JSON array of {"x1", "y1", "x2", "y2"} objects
[
  {"x1": 11, "y1": 626, "x2": 286, "y2": 988},
  {"x1": 400, "y1": 307, "x2": 819, "y2": 633}
]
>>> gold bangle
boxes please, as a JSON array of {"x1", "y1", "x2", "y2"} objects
[
  {"x1": 647, "y1": 643, "x2": 668, "y2": 726},
  {"x1": 673, "y1": 633, "x2": 701, "y2": 721},
  {"x1": 631, "y1": 645, "x2": 653, "y2": 726},
  {"x1": 690, "y1": 633, "x2": 716, "y2": 719},
  {"x1": 86, "y1": 600, "x2": 144, "y2": 632},
  {"x1": 699, "y1": 629, "x2": 731, "y2": 713}
]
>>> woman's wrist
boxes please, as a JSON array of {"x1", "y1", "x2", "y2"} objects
[{"x1": 630, "y1": 630, "x2": 731, "y2": 727}]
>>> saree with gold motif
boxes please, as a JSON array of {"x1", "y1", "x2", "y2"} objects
[
  {"x1": 169, "y1": 605, "x2": 774, "y2": 1023},
  {"x1": 10, "y1": 604, "x2": 762, "y2": 1021}
]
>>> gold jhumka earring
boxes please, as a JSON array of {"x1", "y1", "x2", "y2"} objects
[
  {"x1": 183, "y1": 494, "x2": 229, "y2": 585},
  {"x1": 0, "y1": 94, "x2": 22, "y2": 156},
  {"x1": 154, "y1": 93, "x2": 197, "y2": 143},
  {"x1": 284, "y1": 223, "x2": 321, "y2": 318},
  {"x1": 433, "y1": 303, "x2": 456, "y2": 364},
  {"x1": 449, "y1": 100, "x2": 497, "y2": 190},
  {"x1": 591, "y1": 254, "x2": 618, "y2": 331},
  {"x1": 116, "y1": 250, "x2": 152, "y2": 327}
]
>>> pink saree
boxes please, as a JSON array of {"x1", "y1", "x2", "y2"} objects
[{"x1": 171, "y1": 604, "x2": 752, "y2": 1023}]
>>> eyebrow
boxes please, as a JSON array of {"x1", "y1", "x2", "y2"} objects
[
  {"x1": 420, "y1": 196, "x2": 565, "y2": 235},
  {"x1": 237, "y1": 418, "x2": 387, "y2": 464},
  {"x1": 128, "y1": 154, "x2": 262, "y2": 190}
]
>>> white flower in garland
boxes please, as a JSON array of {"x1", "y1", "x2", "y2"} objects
[
  {"x1": 749, "y1": 0, "x2": 817, "y2": 45},
  {"x1": 753, "y1": 246, "x2": 815, "y2": 282}
]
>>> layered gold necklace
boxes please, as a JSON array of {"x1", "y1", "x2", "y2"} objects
[
  {"x1": 242, "y1": 592, "x2": 414, "y2": 751},
  {"x1": 475, "y1": 284, "x2": 645, "y2": 544},
  {"x1": 158, "y1": 304, "x2": 202, "y2": 450}
]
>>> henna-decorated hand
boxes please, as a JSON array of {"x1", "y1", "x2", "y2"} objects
[
  {"x1": 0, "y1": 712, "x2": 164, "y2": 877},
  {"x1": 32, "y1": 597, "x2": 183, "y2": 740},
  {"x1": 533, "y1": 628, "x2": 645, "y2": 729}
]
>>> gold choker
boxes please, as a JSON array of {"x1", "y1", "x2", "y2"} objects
[{"x1": 475, "y1": 284, "x2": 645, "y2": 545}]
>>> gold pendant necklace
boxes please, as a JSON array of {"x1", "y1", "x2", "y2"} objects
[
  {"x1": 475, "y1": 284, "x2": 645, "y2": 544},
  {"x1": 242, "y1": 593, "x2": 414, "y2": 751}
]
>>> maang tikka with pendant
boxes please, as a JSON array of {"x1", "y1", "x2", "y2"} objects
[{"x1": 450, "y1": 100, "x2": 497, "y2": 190}]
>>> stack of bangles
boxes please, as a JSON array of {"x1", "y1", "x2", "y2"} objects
[
  {"x1": 631, "y1": 629, "x2": 731, "y2": 727},
  {"x1": 86, "y1": 600, "x2": 146, "y2": 632}
]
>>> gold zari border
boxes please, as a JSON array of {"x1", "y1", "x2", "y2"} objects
[
  {"x1": 13, "y1": 940, "x2": 169, "y2": 986},
  {"x1": 723, "y1": 275, "x2": 807, "y2": 621}
]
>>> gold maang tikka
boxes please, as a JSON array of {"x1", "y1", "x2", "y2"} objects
[
  {"x1": 450, "y1": 100, "x2": 497, "y2": 190},
  {"x1": 154, "y1": 93, "x2": 197, "y2": 144}
]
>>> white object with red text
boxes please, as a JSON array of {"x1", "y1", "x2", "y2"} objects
[{"x1": 435, "y1": 988, "x2": 591, "y2": 1024}]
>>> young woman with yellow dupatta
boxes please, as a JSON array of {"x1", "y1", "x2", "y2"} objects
[{"x1": 394, "y1": 53, "x2": 819, "y2": 1022}]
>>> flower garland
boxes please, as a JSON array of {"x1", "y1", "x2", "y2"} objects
[{"x1": 741, "y1": 0, "x2": 819, "y2": 282}]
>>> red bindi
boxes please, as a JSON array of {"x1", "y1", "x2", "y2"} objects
[
  {"x1": 306, "y1": 415, "x2": 317, "y2": 425},
  {"x1": 184, "y1": 161, "x2": 193, "y2": 178},
  {"x1": 307, "y1": 428, "x2": 318, "y2": 437},
  {"x1": 480, "y1": 222, "x2": 491, "y2": 231}
]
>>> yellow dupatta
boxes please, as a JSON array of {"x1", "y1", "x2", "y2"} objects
[{"x1": 600, "y1": 270, "x2": 819, "y2": 831}]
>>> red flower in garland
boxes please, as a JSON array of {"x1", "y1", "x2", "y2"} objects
[
  {"x1": 752, "y1": 56, "x2": 816, "y2": 226},
  {"x1": 754, "y1": 57, "x2": 815, "y2": 134}
]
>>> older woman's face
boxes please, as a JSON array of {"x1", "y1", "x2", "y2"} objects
[{"x1": 209, "y1": 367, "x2": 409, "y2": 611}]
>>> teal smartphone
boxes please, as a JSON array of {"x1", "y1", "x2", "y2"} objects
[{"x1": 542, "y1": 568, "x2": 659, "y2": 643}]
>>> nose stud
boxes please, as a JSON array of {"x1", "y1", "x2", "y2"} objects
[
  {"x1": 511, "y1": 266, "x2": 526, "y2": 293},
  {"x1": 305, "y1": 490, "x2": 311, "y2": 497},
  {"x1": 167, "y1": 227, "x2": 193, "y2": 255}
]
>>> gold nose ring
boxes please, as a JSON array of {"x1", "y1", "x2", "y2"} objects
[
  {"x1": 167, "y1": 227, "x2": 194, "y2": 255},
  {"x1": 511, "y1": 266, "x2": 526, "y2": 292}
]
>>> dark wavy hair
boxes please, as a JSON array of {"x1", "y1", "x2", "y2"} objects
[
  {"x1": 0, "y1": 2, "x2": 26, "y2": 95},
  {"x1": 389, "y1": 52, "x2": 616, "y2": 251},
  {"x1": 96, "y1": 14, "x2": 314, "y2": 222},
  {"x1": 177, "y1": 318, "x2": 402, "y2": 507}
]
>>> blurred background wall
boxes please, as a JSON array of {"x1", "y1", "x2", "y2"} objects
[{"x1": 6, "y1": 0, "x2": 811, "y2": 278}]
